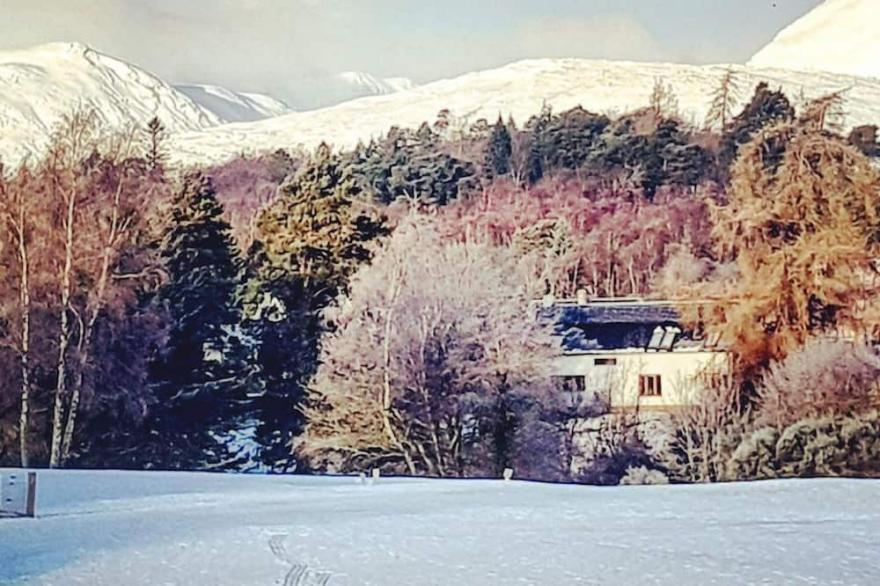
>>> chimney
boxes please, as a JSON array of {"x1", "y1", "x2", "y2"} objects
[{"x1": 576, "y1": 289, "x2": 589, "y2": 306}]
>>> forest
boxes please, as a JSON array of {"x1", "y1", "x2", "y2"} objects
[{"x1": 2, "y1": 75, "x2": 880, "y2": 484}]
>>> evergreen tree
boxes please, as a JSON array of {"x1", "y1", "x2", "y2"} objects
[
  {"x1": 484, "y1": 117, "x2": 513, "y2": 179},
  {"x1": 848, "y1": 125, "x2": 880, "y2": 157},
  {"x1": 355, "y1": 126, "x2": 475, "y2": 205},
  {"x1": 543, "y1": 107, "x2": 610, "y2": 172},
  {"x1": 246, "y1": 144, "x2": 387, "y2": 471},
  {"x1": 649, "y1": 78, "x2": 679, "y2": 119},
  {"x1": 526, "y1": 105, "x2": 552, "y2": 184},
  {"x1": 704, "y1": 68, "x2": 740, "y2": 131},
  {"x1": 719, "y1": 82, "x2": 795, "y2": 173},
  {"x1": 146, "y1": 172, "x2": 255, "y2": 469},
  {"x1": 145, "y1": 117, "x2": 167, "y2": 173}
]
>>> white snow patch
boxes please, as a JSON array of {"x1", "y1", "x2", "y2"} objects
[
  {"x1": 749, "y1": 0, "x2": 880, "y2": 79},
  {"x1": 1, "y1": 469, "x2": 878, "y2": 585}
]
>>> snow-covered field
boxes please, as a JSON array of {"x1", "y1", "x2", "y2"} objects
[{"x1": 1, "y1": 471, "x2": 878, "y2": 585}]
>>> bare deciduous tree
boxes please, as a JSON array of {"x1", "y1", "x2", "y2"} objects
[{"x1": 300, "y1": 214, "x2": 556, "y2": 477}]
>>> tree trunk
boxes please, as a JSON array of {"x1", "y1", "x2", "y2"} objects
[
  {"x1": 60, "y1": 175, "x2": 126, "y2": 465},
  {"x1": 14, "y1": 201, "x2": 32, "y2": 468},
  {"x1": 380, "y1": 279, "x2": 416, "y2": 475},
  {"x1": 50, "y1": 189, "x2": 76, "y2": 468}
]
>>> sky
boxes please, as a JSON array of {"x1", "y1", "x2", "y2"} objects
[{"x1": 2, "y1": 0, "x2": 822, "y2": 106}]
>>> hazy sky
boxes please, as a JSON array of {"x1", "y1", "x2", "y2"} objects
[{"x1": 2, "y1": 0, "x2": 821, "y2": 102}]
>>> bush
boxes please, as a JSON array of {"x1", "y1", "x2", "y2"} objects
[
  {"x1": 758, "y1": 340, "x2": 880, "y2": 428},
  {"x1": 619, "y1": 466, "x2": 669, "y2": 486},
  {"x1": 728, "y1": 412, "x2": 880, "y2": 479},
  {"x1": 728, "y1": 427, "x2": 778, "y2": 480}
]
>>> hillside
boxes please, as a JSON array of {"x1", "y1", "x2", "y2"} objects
[
  {"x1": 285, "y1": 71, "x2": 417, "y2": 110},
  {"x1": 749, "y1": 0, "x2": 880, "y2": 79},
  {"x1": 0, "y1": 42, "x2": 221, "y2": 167},
  {"x1": 2, "y1": 470, "x2": 878, "y2": 585},
  {"x1": 168, "y1": 58, "x2": 880, "y2": 166},
  {"x1": 176, "y1": 84, "x2": 293, "y2": 122}
]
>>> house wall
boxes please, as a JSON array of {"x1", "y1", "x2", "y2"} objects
[{"x1": 551, "y1": 350, "x2": 730, "y2": 409}]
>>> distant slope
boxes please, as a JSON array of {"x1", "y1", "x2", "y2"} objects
[
  {"x1": 286, "y1": 71, "x2": 417, "y2": 110},
  {"x1": 0, "y1": 42, "x2": 221, "y2": 167},
  {"x1": 749, "y1": 0, "x2": 880, "y2": 79},
  {"x1": 337, "y1": 71, "x2": 415, "y2": 96},
  {"x1": 168, "y1": 58, "x2": 880, "y2": 167},
  {"x1": 176, "y1": 84, "x2": 292, "y2": 123}
]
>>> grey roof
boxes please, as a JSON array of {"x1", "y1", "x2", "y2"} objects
[
  {"x1": 537, "y1": 299, "x2": 716, "y2": 353},
  {"x1": 540, "y1": 301, "x2": 680, "y2": 328}
]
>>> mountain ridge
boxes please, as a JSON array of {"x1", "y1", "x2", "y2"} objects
[{"x1": 167, "y1": 57, "x2": 880, "y2": 167}]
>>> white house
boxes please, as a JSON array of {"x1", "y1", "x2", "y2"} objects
[{"x1": 541, "y1": 296, "x2": 730, "y2": 411}]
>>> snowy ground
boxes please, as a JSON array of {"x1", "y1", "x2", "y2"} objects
[{"x1": 1, "y1": 470, "x2": 878, "y2": 585}]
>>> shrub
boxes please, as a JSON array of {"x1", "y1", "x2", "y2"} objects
[
  {"x1": 728, "y1": 412, "x2": 880, "y2": 479},
  {"x1": 758, "y1": 340, "x2": 880, "y2": 428},
  {"x1": 619, "y1": 466, "x2": 669, "y2": 486}
]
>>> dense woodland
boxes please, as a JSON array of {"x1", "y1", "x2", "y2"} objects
[{"x1": 2, "y1": 75, "x2": 880, "y2": 483}]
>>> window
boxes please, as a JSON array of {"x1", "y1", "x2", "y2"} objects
[
  {"x1": 639, "y1": 374, "x2": 662, "y2": 397},
  {"x1": 594, "y1": 358, "x2": 618, "y2": 366},
  {"x1": 555, "y1": 376, "x2": 586, "y2": 393}
]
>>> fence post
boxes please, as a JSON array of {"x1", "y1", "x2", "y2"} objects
[{"x1": 26, "y1": 472, "x2": 37, "y2": 518}]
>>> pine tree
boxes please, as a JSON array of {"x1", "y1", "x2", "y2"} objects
[
  {"x1": 484, "y1": 117, "x2": 513, "y2": 179},
  {"x1": 848, "y1": 125, "x2": 880, "y2": 157},
  {"x1": 147, "y1": 172, "x2": 255, "y2": 469},
  {"x1": 526, "y1": 105, "x2": 552, "y2": 184},
  {"x1": 145, "y1": 117, "x2": 166, "y2": 172},
  {"x1": 719, "y1": 82, "x2": 795, "y2": 173},
  {"x1": 246, "y1": 144, "x2": 387, "y2": 471},
  {"x1": 650, "y1": 78, "x2": 679, "y2": 119},
  {"x1": 704, "y1": 68, "x2": 740, "y2": 131}
]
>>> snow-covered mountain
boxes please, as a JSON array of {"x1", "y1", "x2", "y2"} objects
[
  {"x1": 338, "y1": 72, "x2": 415, "y2": 96},
  {"x1": 285, "y1": 72, "x2": 417, "y2": 110},
  {"x1": 0, "y1": 42, "x2": 221, "y2": 167},
  {"x1": 748, "y1": 0, "x2": 880, "y2": 79},
  {"x1": 168, "y1": 58, "x2": 880, "y2": 167},
  {"x1": 176, "y1": 84, "x2": 292, "y2": 123}
]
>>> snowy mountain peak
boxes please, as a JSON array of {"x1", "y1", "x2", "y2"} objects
[
  {"x1": 0, "y1": 42, "x2": 222, "y2": 168},
  {"x1": 31, "y1": 41, "x2": 94, "y2": 55},
  {"x1": 748, "y1": 0, "x2": 880, "y2": 79}
]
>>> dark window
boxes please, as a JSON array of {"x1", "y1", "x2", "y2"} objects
[
  {"x1": 594, "y1": 358, "x2": 618, "y2": 366},
  {"x1": 639, "y1": 374, "x2": 662, "y2": 397},
  {"x1": 555, "y1": 376, "x2": 586, "y2": 393}
]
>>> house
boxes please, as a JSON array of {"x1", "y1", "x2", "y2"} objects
[{"x1": 540, "y1": 295, "x2": 730, "y2": 411}]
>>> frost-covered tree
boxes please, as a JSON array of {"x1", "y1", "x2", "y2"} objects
[
  {"x1": 300, "y1": 216, "x2": 556, "y2": 477},
  {"x1": 758, "y1": 340, "x2": 880, "y2": 429}
]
